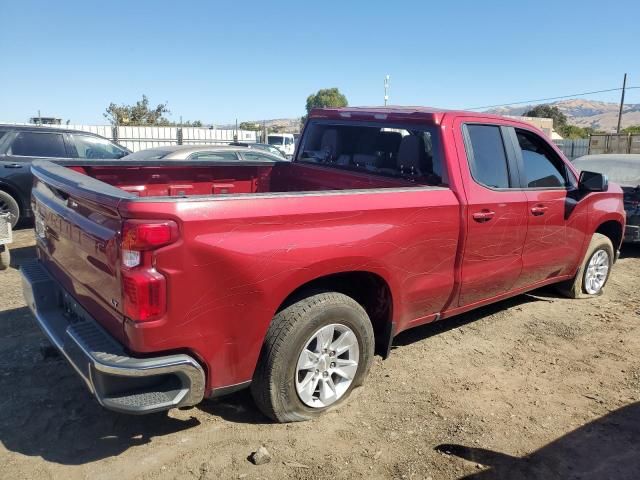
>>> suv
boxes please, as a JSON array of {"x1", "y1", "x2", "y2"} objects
[{"x1": 0, "y1": 125, "x2": 129, "y2": 226}]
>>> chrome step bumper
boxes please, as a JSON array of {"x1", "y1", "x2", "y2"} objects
[{"x1": 21, "y1": 259, "x2": 205, "y2": 414}]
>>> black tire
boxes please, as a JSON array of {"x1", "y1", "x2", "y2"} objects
[
  {"x1": 0, "y1": 191, "x2": 20, "y2": 228},
  {"x1": 556, "y1": 233, "x2": 614, "y2": 299},
  {"x1": 251, "y1": 292, "x2": 375, "y2": 423},
  {"x1": 0, "y1": 248, "x2": 9, "y2": 271}
]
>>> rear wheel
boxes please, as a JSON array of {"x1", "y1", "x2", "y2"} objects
[
  {"x1": 251, "y1": 292, "x2": 374, "y2": 423},
  {"x1": 557, "y1": 233, "x2": 614, "y2": 298},
  {"x1": 0, "y1": 191, "x2": 20, "y2": 228}
]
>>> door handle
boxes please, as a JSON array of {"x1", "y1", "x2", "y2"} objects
[
  {"x1": 4, "y1": 163, "x2": 23, "y2": 168},
  {"x1": 472, "y1": 209, "x2": 495, "y2": 222},
  {"x1": 531, "y1": 205, "x2": 548, "y2": 216}
]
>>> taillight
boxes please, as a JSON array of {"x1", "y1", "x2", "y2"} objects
[
  {"x1": 123, "y1": 269, "x2": 167, "y2": 321},
  {"x1": 120, "y1": 220, "x2": 178, "y2": 322},
  {"x1": 122, "y1": 220, "x2": 178, "y2": 267}
]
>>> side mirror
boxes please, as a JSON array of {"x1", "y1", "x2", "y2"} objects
[{"x1": 578, "y1": 170, "x2": 608, "y2": 192}]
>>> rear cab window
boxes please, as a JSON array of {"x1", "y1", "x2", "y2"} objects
[
  {"x1": 9, "y1": 131, "x2": 69, "y2": 158},
  {"x1": 297, "y1": 120, "x2": 444, "y2": 185}
]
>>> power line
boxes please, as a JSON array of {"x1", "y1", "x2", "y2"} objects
[{"x1": 466, "y1": 86, "x2": 640, "y2": 111}]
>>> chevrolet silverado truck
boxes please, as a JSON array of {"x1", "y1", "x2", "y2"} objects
[{"x1": 22, "y1": 107, "x2": 626, "y2": 422}]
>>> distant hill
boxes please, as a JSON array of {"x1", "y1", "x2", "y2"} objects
[
  {"x1": 229, "y1": 99, "x2": 640, "y2": 134},
  {"x1": 487, "y1": 99, "x2": 640, "y2": 132}
]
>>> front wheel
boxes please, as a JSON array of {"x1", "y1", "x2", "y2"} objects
[
  {"x1": 251, "y1": 292, "x2": 375, "y2": 423},
  {"x1": 557, "y1": 233, "x2": 614, "y2": 298}
]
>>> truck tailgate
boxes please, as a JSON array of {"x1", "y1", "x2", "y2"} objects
[{"x1": 31, "y1": 163, "x2": 126, "y2": 342}]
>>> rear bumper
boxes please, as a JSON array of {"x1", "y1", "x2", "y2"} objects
[{"x1": 21, "y1": 259, "x2": 206, "y2": 414}]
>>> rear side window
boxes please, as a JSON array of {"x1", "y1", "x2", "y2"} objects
[
  {"x1": 465, "y1": 125, "x2": 510, "y2": 189},
  {"x1": 515, "y1": 129, "x2": 567, "y2": 188},
  {"x1": 189, "y1": 151, "x2": 239, "y2": 161},
  {"x1": 243, "y1": 152, "x2": 278, "y2": 162},
  {"x1": 10, "y1": 131, "x2": 67, "y2": 157},
  {"x1": 0, "y1": 130, "x2": 7, "y2": 141}
]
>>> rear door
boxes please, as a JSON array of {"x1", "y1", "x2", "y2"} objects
[
  {"x1": 508, "y1": 127, "x2": 588, "y2": 288},
  {"x1": 455, "y1": 121, "x2": 529, "y2": 306}
]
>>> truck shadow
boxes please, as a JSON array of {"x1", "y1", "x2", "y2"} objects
[
  {"x1": 8, "y1": 244, "x2": 37, "y2": 269},
  {"x1": 435, "y1": 401, "x2": 640, "y2": 479},
  {"x1": 392, "y1": 293, "x2": 548, "y2": 349},
  {"x1": 620, "y1": 243, "x2": 640, "y2": 258},
  {"x1": 0, "y1": 306, "x2": 201, "y2": 465},
  {"x1": 198, "y1": 390, "x2": 274, "y2": 425}
]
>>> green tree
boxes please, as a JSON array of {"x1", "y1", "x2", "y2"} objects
[
  {"x1": 524, "y1": 104, "x2": 568, "y2": 132},
  {"x1": 559, "y1": 124, "x2": 591, "y2": 139},
  {"x1": 305, "y1": 88, "x2": 348, "y2": 114},
  {"x1": 622, "y1": 125, "x2": 640, "y2": 134},
  {"x1": 104, "y1": 95, "x2": 171, "y2": 126}
]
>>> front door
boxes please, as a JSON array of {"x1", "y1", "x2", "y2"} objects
[
  {"x1": 456, "y1": 122, "x2": 529, "y2": 306},
  {"x1": 509, "y1": 127, "x2": 588, "y2": 288}
]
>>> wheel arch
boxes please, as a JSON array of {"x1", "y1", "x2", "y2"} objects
[
  {"x1": 0, "y1": 180, "x2": 24, "y2": 212},
  {"x1": 595, "y1": 219, "x2": 624, "y2": 255},
  {"x1": 274, "y1": 270, "x2": 395, "y2": 358}
]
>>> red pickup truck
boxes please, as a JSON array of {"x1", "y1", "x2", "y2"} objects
[{"x1": 22, "y1": 107, "x2": 625, "y2": 422}]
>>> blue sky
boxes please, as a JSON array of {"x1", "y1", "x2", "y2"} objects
[{"x1": 1, "y1": 0, "x2": 638, "y2": 125}]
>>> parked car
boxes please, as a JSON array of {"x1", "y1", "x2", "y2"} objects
[
  {"x1": 121, "y1": 144, "x2": 285, "y2": 162},
  {"x1": 573, "y1": 154, "x2": 639, "y2": 243},
  {"x1": 22, "y1": 106, "x2": 624, "y2": 421},
  {"x1": 267, "y1": 133, "x2": 295, "y2": 157},
  {"x1": 0, "y1": 124, "x2": 129, "y2": 226},
  {"x1": 229, "y1": 141, "x2": 288, "y2": 159}
]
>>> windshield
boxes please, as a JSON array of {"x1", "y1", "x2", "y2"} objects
[
  {"x1": 573, "y1": 155, "x2": 640, "y2": 187},
  {"x1": 297, "y1": 120, "x2": 444, "y2": 185},
  {"x1": 268, "y1": 136, "x2": 284, "y2": 146}
]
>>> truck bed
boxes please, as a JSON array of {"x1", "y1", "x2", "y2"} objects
[{"x1": 61, "y1": 159, "x2": 423, "y2": 198}]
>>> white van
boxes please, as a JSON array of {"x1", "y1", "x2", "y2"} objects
[{"x1": 267, "y1": 133, "x2": 295, "y2": 158}]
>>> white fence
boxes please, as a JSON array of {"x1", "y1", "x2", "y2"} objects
[{"x1": 3, "y1": 123, "x2": 258, "y2": 152}]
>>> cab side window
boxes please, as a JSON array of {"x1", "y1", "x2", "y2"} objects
[
  {"x1": 515, "y1": 129, "x2": 567, "y2": 188},
  {"x1": 465, "y1": 124, "x2": 510, "y2": 189}
]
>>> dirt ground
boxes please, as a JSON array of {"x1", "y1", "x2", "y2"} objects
[{"x1": 1, "y1": 229, "x2": 639, "y2": 480}]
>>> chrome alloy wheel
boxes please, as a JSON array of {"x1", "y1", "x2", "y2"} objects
[
  {"x1": 584, "y1": 249, "x2": 610, "y2": 294},
  {"x1": 295, "y1": 323, "x2": 359, "y2": 408}
]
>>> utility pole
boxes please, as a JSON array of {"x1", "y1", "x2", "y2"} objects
[
  {"x1": 616, "y1": 73, "x2": 627, "y2": 134},
  {"x1": 384, "y1": 75, "x2": 390, "y2": 106}
]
